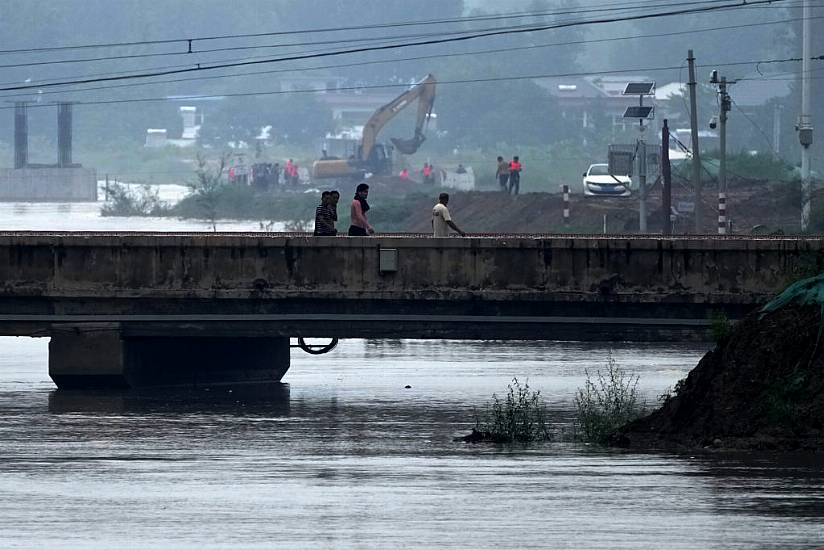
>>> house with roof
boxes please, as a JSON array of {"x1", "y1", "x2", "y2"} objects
[{"x1": 535, "y1": 74, "x2": 657, "y2": 140}]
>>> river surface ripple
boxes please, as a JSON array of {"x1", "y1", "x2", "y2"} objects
[{"x1": 1, "y1": 338, "x2": 823, "y2": 549}]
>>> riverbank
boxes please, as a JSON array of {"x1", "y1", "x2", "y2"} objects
[
  {"x1": 615, "y1": 276, "x2": 824, "y2": 451},
  {"x1": 102, "y1": 177, "x2": 824, "y2": 234}
]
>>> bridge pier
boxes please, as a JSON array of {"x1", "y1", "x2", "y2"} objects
[{"x1": 48, "y1": 324, "x2": 290, "y2": 389}]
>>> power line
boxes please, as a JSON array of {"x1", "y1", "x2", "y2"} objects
[
  {"x1": 4, "y1": 54, "x2": 820, "y2": 111},
  {"x1": 730, "y1": 97, "x2": 780, "y2": 155},
  {"x1": 1, "y1": 15, "x2": 815, "y2": 101},
  {"x1": 0, "y1": 0, "x2": 796, "y2": 93},
  {"x1": 3, "y1": 2, "x2": 811, "y2": 89},
  {"x1": 0, "y1": 0, "x2": 717, "y2": 56},
  {"x1": 0, "y1": 40, "x2": 401, "y2": 88},
  {"x1": 0, "y1": 25, "x2": 511, "y2": 70},
  {"x1": 0, "y1": 1, "x2": 738, "y2": 70},
  {"x1": 6, "y1": 0, "x2": 818, "y2": 85},
  {"x1": 0, "y1": 29, "x2": 468, "y2": 70}
]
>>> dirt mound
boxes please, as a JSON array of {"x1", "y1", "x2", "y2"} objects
[
  {"x1": 368, "y1": 180, "x2": 816, "y2": 235},
  {"x1": 389, "y1": 191, "x2": 639, "y2": 234},
  {"x1": 357, "y1": 176, "x2": 435, "y2": 197},
  {"x1": 614, "y1": 297, "x2": 824, "y2": 450}
]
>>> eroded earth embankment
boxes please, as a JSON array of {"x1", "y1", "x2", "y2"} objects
[{"x1": 615, "y1": 275, "x2": 824, "y2": 451}]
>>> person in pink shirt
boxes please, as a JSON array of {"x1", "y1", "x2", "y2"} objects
[{"x1": 348, "y1": 183, "x2": 375, "y2": 236}]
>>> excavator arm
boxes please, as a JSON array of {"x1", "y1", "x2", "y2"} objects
[
  {"x1": 361, "y1": 74, "x2": 436, "y2": 160},
  {"x1": 312, "y1": 73, "x2": 436, "y2": 180}
]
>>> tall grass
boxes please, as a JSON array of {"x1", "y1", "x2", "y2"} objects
[
  {"x1": 574, "y1": 355, "x2": 644, "y2": 444},
  {"x1": 473, "y1": 378, "x2": 551, "y2": 443},
  {"x1": 100, "y1": 182, "x2": 168, "y2": 217}
]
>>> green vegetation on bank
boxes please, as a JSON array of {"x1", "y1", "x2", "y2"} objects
[
  {"x1": 100, "y1": 183, "x2": 166, "y2": 217},
  {"x1": 673, "y1": 152, "x2": 802, "y2": 186},
  {"x1": 574, "y1": 355, "x2": 645, "y2": 444},
  {"x1": 101, "y1": 175, "x2": 458, "y2": 232}
]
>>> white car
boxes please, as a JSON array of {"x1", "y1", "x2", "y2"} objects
[{"x1": 582, "y1": 164, "x2": 632, "y2": 197}]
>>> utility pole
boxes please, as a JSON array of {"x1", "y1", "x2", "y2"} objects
[
  {"x1": 662, "y1": 119, "x2": 672, "y2": 235},
  {"x1": 799, "y1": 0, "x2": 814, "y2": 231},
  {"x1": 773, "y1": 103, "x2": 782, "y2": 158},
  {"x1": 639, "y1": 131, "x2": 647, "y2": 232},
  {"x1": 711, "y1": 72, "x2": 732, "y2": 235},
  {"x1": 718, "y1": 76, "x2": 729, "y2": 235},
  {"x1": 687, "y1": 50, "x2": 703, "y2": 233}
]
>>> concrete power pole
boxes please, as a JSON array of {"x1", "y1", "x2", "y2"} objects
[
  {"x1": 717, "y1": 76, "x2": 731, "y2": 235},
  {"x1": 662, "y1": 119, "x2": 672, "y2": 235},
  {"x1": 800, "y1": 0, "x2": 814, "y2": 231},
  {"x1": 773, "y1": 103, "x2": 782, "y2": 158},
  {"x1": 639, "y1": 134, "x2": 647, "y2": 233},
  {"x1": 687, "y1": 50, "x2": 703, "y2": 233}
]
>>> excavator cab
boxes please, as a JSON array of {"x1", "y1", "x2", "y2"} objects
[{"x1": 365, "y1": 143, "x2": 392, "y2": 176}]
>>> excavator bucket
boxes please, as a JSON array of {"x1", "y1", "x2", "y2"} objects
[{"x1": 391, "y1": 135, "x2": 426, "y2": 155}]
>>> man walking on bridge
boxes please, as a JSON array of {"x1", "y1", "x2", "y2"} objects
[
  {"x1": 432, "y1": 193, "x2": 466, "y2": 237},
  {"x1": 314, "y1": 190, "x2": 339, "y2": 236},
  {"x1": 349, "y1": 183, "x2": 375, "y2": 236}
]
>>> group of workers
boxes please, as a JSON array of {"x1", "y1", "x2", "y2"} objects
[
  {"x1": 231, "y1": 159, "x2": 301, "y2": 188},
  {"x1": 313, "y1": 184, "x2": 465, "y2": 238},
  {"x1": 496, "y1": 155, "x2": 522, "y2": 195},
  {"x1": 398, "y1": 162, "x2": 438, "y2": 184}
]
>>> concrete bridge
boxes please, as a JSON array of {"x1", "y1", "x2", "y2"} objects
[{"x1": 0, "y1": 232, "x2": 820, "y2": 388}]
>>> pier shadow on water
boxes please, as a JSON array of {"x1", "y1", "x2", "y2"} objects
[{"x1": 47, "y1": 382, "x2": 291, "y2": 416}]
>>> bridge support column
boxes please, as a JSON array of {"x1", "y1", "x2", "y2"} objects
[{"x1": 48, "y1": 324, "x2": 290, "y2": 389}]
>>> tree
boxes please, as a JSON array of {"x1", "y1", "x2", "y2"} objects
[
  {"x1": 198, "y1": 95, "x2": 333, "y2": 148},
  {"x1": 189, "y1": 153, "x2": 226, "y2": 231},
  {"x1": 437, "y1": 78, "x2": 572, "y2": 148}
]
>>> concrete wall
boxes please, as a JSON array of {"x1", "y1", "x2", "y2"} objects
[
  {"x1": 0, "y1": 167, "x2": 97, "y2": 201},
  {"x1": 0, "y1": 234, "x2": 820, "y2": 338}
]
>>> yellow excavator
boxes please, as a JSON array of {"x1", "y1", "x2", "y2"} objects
[{"x1": 312, "y1": 74, "x2": 436, "y2": 180}]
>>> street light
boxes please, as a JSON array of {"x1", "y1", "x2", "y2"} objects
[{"x1": 622, "y1": 81, "x2": 655, "y2": 232}]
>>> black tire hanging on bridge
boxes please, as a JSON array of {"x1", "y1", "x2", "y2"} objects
[{"x1": 296, "y1": 337, "x2": 339, "y2": 355}]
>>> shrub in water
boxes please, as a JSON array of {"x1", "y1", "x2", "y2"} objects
[
  {"x1": 574, "y1": 355, "x2": 644, "y2": 444},
  {"x1": 472, "y1": 378, "x2": 551, "y2": 443},
  {"x1": 101, "y1": 182, "x2": 167, "y2": 217}
]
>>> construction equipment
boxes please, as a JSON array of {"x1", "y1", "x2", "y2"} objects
[{"x1": 312, "y1": 74, "x2": 436, "y2": 180}]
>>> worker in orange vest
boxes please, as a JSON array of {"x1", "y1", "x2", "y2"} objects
[
  {"x1": 508, "y1": 156, "x2": 522, "y2": 195},
  {"x1": 422, "y1": 163, "x2": 434, "y2": 185},
  {"x1": 285, "y1": 159, "x2": 298, "y2": 186}
]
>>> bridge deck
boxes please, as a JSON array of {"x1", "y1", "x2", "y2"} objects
[{"x1": 0, "y1": 232, "x2": 821, "y2": 340}]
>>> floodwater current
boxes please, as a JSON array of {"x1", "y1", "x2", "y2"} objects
[{"x1": 0, "y1": 193, "x2": 823, "y2": 548}]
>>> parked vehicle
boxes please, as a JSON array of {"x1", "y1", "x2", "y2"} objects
[{"x1": 582, "y1": 163, "x2": 632, "y2": 197}]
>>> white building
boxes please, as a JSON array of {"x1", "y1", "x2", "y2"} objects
[{"x1": 144, "y1": 128, "x2": 167, "y2": 148}]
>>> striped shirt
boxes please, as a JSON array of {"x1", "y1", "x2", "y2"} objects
[{"x1": 314, "y1": 205, "x2": 337, "y2": 236}]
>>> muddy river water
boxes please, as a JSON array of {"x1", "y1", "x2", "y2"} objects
[{"x1": 0, "y1": 197, "x2": 822, "y2": 548}]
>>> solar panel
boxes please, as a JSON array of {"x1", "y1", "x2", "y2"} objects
[
  {"x1": 623, "y1": 106, "x2": 654, "y2": 119},
  {"x1": 623, "y1": 82, "x2": 655, "y2": 95}
]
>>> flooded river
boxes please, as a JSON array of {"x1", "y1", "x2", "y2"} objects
[{"x1": 0, "y1": 195, "x2": 823, "y2": 548}]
